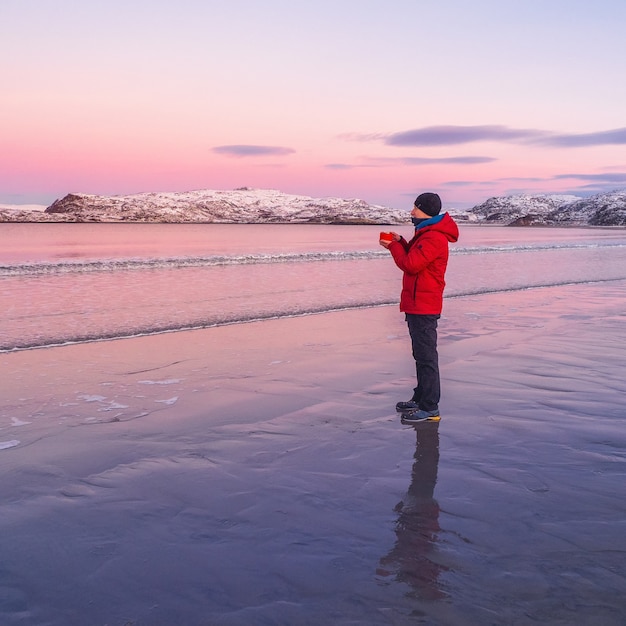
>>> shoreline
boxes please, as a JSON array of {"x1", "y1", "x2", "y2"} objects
[
  {"x1": 4, "y1": 276, "x2": 625, "y2": 354},
  {"x1": 2, "y1": 215, "x2": 626, "y2": 228},
  {"x1": 1, "y1": 281, "x2": 625, "y2": 624}
]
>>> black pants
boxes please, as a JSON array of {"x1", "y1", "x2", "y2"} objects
[{"x1": 406, "y1": 314, "x2": 440, "y2": 412}]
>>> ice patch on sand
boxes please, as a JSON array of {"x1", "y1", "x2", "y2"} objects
[
  {"x1": 139, "y1": 379, "x2": 182, "y2": 385},
  {"x1": 79, "y1": 394, "x2": 108, "y2": 403},
  {"x1": 11, "y1": 417, "x2": 31, "y2": 426},
  {"x1": 1, "y1": 440, "x2": 20, "y2": 450},
  {"x1": 77, "y1": 394, "x2": 129, "y2": 412},
  {"x1": 98, "y1": 401, "x2": 129, "y2": 412},
  {"x1": 156, "y1": 397, "x2": 179, "y2": 406}
]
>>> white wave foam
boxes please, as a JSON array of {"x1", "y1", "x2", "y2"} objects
[
  {"x1": 0, "y1": 251, "x2": 382, "y2": 277},
  {"x1": 3, "y1": 242, "x2": 625, "y2": 277},
  {"x1": 3, "y1": 277, "x2": 624, "y2": 354}
]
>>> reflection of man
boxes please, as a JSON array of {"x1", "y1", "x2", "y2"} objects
[{"x1": 378, "y1": 424, "x2": 446, "y2": 600}]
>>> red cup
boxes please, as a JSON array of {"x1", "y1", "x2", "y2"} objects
[{"x1": 379, "y1": 231, "x2": 394, "y2": 243}]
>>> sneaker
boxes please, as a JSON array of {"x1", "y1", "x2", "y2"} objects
[
  {"x1": 400, "y1": 409, "x2": 440, "y2": 424},
  {"x1": 396, "y1": 400, "x2": 419, "y2": 412}
]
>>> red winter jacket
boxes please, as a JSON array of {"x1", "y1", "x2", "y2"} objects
[{"x1": 388, "y1": 212, "x2": 459, "y2": 315}]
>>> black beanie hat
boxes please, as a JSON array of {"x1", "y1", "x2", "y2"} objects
[{"x1": 414, "y1": 192, "x2": 442, "y2": 217}]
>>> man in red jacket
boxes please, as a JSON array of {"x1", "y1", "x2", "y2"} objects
[{"x1": 380, "y1": 192, "x2": 459, "y2": 423}]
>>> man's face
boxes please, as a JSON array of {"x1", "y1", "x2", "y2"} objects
[{"x1": 411, "y1": 204, "x2": 428, "y2": 219}]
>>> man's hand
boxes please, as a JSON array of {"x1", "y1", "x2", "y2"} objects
[{"x1": 379, "y1": 232, "x2": 400, "y2": 248}]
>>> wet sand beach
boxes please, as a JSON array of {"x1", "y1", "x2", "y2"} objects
[{"x1": 1, "y1": 281, "x2": 625, "y2": 625}]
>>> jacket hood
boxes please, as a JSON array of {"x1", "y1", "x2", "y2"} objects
[{"x1": 415, "y1": 212, "x2": 459, "y2": 243}]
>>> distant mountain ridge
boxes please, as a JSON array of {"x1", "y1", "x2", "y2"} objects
[
  {"x1": 1, "y1": 187, "x2": 625, "y2": 225},
  {"x1": 34, "y1": 188, "x2": 408, "y2": 224},
  {"x1": 468, "y1": 189, "x2": 626, "y2": 226}
]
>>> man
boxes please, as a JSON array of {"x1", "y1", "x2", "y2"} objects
[{"x1": 380, "y1": 192, "x2": 459, "y2": 423}]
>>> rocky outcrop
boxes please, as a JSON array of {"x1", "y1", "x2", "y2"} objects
[
  {"x1": 469, "y1": 194, "x2": 580, "y2": 225},
  {"x1": 469, "y1": 190, "x2": 626, "y2": 226},
  {"x1": 36, "y1": 188, "x2": 409, "y2": 224},
  {"x1": 552, "y1": 191, "x2": 626, "y2": 226},
  {"x1": 5, "y1": 187, "x2": 625, "y2": 226}
]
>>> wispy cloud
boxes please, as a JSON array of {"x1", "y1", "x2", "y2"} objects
[
  {"x1": 554, "y1": 173, "x2": 626, "y2": 194},
  {"x1": 401, "y1": 156, "x2": 495, "y2": 165},
  {"x1": 553, "y1": 172, "x2": 626, "y2": 182},
  {"x1": 326, "y1": 163, "x2": 359, "y2": 170},
  {"x1": 496, "y1": 176, "x2": 547, "y2": 183},
  {"x1": 346, "y1": 125, "x2": 626, "y2": 148},
  {"x1": 541, "y1": 128, "x2": 626, "y2": 147},
  {"x1": 326, "y1": 155, "x2": 495, "y2": 169},
  {"x1": 336, "y1": 132, "x2": 387, "y2": 143},
  {"x1": 446, "y1": 172, "x2": 626, "y2": 187},
  {"x1": 441, "y1": 171, "x2": 626, "y2": 200},
  {"x1": 212, "y1": 145, "x2": 296, "y2": 157},
  {"x1": 385, "y1": 125, "x2": 547, "y2": 146},
  {"x1": 441, "y1": 180, "x2": 499, "y2": 188}
]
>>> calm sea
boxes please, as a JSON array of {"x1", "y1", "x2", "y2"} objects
[{"x1": 1, "y1": 222, "x2": 626, "y2": 351}]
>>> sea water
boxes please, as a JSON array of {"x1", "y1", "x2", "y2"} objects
[
  {"x1": 2, "y1": 222, "x2": 626, "y2": 625},
  {"x1": 1, "y1": 222, "x2": 626, "y2": 351}
]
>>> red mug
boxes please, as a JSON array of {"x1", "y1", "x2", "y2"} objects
[{"x1": 379, "y1": 231, "x2": 394, "y2": 243}]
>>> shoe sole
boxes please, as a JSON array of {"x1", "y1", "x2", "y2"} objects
[{"x1": 401, "y1": 414, "x2": 441, "y2": 424}]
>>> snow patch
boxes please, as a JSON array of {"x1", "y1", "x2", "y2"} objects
[
  {"x1": 469, "y1": 190, "x2": 626, "y2": 226},
  {"x1": 156, "y1": 397, "x2": 179, "y2": 406},
  {"x1": 11, "y1": 417, "x2": 31, "y2": 426}
]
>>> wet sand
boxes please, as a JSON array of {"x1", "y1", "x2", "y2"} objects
[{"x1": 1, "y1": 281, "x2": 625, "y2": 625}]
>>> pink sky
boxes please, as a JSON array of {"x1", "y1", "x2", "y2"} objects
[{"x1": 2, "y1": 0, "x2": 626, "y2": 209}]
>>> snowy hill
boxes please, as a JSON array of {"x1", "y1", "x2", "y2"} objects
[
  {"x1": 25, "y1": 188, "x2": 408, "y2": 224},
  {"x1": 0, "y1": 203, "x2": 47, "y2": 212},
  {"x1": 469, "y1": 190, "x2": 626, "y2": 226},
  {"x1": 0, "y1": 203, "x2": 47, "y2": 221},
  {"x1": 3, "y1": 187, "x2": 624, "y2": 225}
]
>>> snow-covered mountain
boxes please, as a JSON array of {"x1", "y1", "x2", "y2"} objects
[
  {"x1": 0, "y1": 203, "x2": 48, "y2": 221},
  {"x1": 3, "y1": 187, "x2": 624, "y2": 225},
  {"x1": 469, "y1": 190, "x2": 626, "y2": 226},
  {"x1": 20, "y1": 188, "x2": 409, "y2": 224},
  {"x1": 0, "y1": 203, "x2": 47, "y2": 212}
]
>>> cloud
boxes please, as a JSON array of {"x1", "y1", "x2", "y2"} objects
[
  {"x1": 325, "y1": 155, "x2": 496, "y2": 169},
  {"x1": 212, "y1": 145, "x2": 296, "y2": 157},
  {"x1": 325, "y1": 163, "x2": 357, "y2": 170},
  {"x1": 337, "y1": 132, "x2": 387, "y2": 143},
  {"x1": 385, "y1": 125, "x2": 547, "y2": 147},
  {"x1": 440, "y1": 171, "x2": 626, "y2": 200},
  {"x1": 553, "y1": 172, "x2": 626, "y2": 182},
  {"x1": 496, "y1": 176, "x2": 547, "y2": 183},
  {"x1": 360, "y1": 125, "x2": 626, "y2": 148},
  {"x1": 554, "y1": 174, "x2": 626, "y2": 195},
  {"x1": 439, "y1": 181, "x2": 478, "y2": 187},
  {"x1": 442, "y1": 180, "x2": 498, "y2": 187},
  {"x1": 540, "y1": 128, "x2": 626, "y2": 147},
  {"x1": 447, "y1": 172, "x2": 626, "y2": 189},
  {"x1": 401, "y1": 156, "x2": 495, "y2": 165}
]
